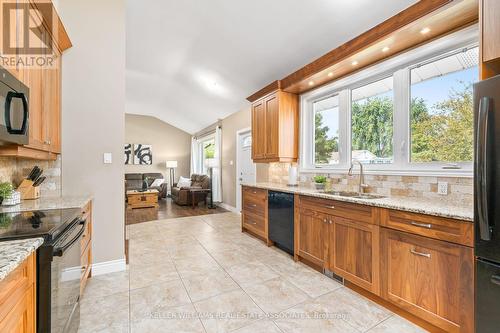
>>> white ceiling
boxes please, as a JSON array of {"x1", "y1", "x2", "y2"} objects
[{"x1": 126, "y1": 0, "x2": 418, "y2": 134}]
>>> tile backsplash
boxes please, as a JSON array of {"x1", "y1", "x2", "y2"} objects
[
  {"x1": 0, "y1": 156, "x2": 62, "y2": 197},
  {"x1": 267, "y1": 162, "x2": 473, "y2": 206}
]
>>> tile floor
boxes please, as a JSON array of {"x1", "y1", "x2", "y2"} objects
[{"x1": 78, "y1": 212, "x2": 427, "y2": 333}]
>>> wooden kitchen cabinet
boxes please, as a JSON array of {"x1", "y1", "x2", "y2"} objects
[
  {"x1": 296, "y1": 207, "x2": 328, "y2": 267},
  {"x1": 0, "y1": 253, "x2": 36, "y2": 333},
  {"x1": 381, "y1": 228, "x2": 474, "y2": 333},
  {"x1": 80, "y1": 200, "x2": 93, "y2": 295},
  {"x1": 480, "y1": 0, "x2": 500, "y2": 79},
  {"x1": 0, "y1": 0, "x2": 69, "y2": 160},
  {"x1": 328, "y1": 216, "x2": 380, "y2": 295},
  {"x1": 251, "y1": 90, "x2": 299, "y2": 163},
  {"x1": 241, "y1": 186, "x2": 269, "y2": 242}
]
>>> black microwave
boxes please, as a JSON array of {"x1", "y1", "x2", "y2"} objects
[{"x1": 0, "y1": 66, "x2": 29, "y2": 145}]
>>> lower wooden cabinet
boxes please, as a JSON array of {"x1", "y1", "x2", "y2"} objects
[
  {"x1": 241, "y1": 186, "x2": 268, "y2": 241},
  {"x1": 0, "y1": 253, "x2": 36, "y2": 333},
  {"x1": 328, "y1": 217, "x2": 380, "y2": 295},
  {"x1": 296, "y1": 207, "x2": 328, "y2": 267},
  {"x1": 80, "y1": 200, "x2": 93, "y2": 295},
  {"x1": 380, "y1": 228, "x2": 474, "y2": 333}
]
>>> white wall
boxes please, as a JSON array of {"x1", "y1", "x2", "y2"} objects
[{"x1": 59, "y1": 0, "x2": 125, "y2": 267}]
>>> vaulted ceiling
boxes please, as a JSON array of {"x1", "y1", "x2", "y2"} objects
[{"x1": 126, "y1": 0, "x2": 418, "y2": 134}]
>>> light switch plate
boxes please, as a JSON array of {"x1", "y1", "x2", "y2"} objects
[
  {"x1": 103, "y1": 153, "x2": 113, "y2": 164},
  {"x1": 437, "y1": 181, "x2": 448, "y2": 195}
]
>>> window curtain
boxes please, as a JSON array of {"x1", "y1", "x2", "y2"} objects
[
  {"x1": 213, "y1": 126, "x2": 222, "y2": 202},
  {"x1": 190, "y1": 136, "x2": 201, "y2": 175}
]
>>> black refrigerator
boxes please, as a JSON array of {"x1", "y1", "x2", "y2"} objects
[{"x1": 474, "y1": 74, "x2": 500, "y2": 333}]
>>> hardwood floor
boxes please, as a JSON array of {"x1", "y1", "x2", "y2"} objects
[{"x1": 126, "y1": 197, "x2": 229, "y2": 225}]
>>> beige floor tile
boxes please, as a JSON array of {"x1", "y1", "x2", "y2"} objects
[
  {"x1": 242, "y1": 277, "x2": 309, "y2": 314},
  {"x1": 315, "y1": 287, "x2": 392, "y2": 331},
  {"x1": 130, "y1": 304, "x2": 205, "y2": 333},
  {"x1": 181, "y1": 268, "x2": 239, "y2": 302},
  {"x1": 79, "y1": 291, "x2": 129, "y2": 333},
  {"x1": 167, "y1": 242, "x2": 211, "y2": 260},
  {"x1": 231, "y1": 320, "x2": 283, "y2": 333},
  {"x1": 130, "y1": 279, "x2": 191, "y2": 321},
  {"x1": 129, "y1": 261, "x2": 180, "y2": 290},
  {"x1": 275, "y1": 298, "x2": 359, "y2": 333},
  {"x1": 225, "y1": 261, "x2": 279, "y2": 286},
  {"x1": 367, "y1": 315, "x2": 428, "y2": 333},
  {"x1": 209, "y1": 249, "x2": 256, "y2": 268},
  {"x1": 81, "y1": 270, "x2": 129, "y2": 300},
  {"x1": 194, "y1": 289, "x2": 264, "y2": 333},
  {"x1": 174, "y1": 255, "x2": 221, "y2": 278}
]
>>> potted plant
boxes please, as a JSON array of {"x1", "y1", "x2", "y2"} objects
[
  {"x1": 313, "y1": 176, "x2": 327, "y2": 190},
  {"x1": 0, "y1": 182, "x2": 13, "y2": 205}
]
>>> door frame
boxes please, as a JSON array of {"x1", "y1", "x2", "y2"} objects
[{"x1": 236, "y1": 127, "x2": 256, "y2": 212}]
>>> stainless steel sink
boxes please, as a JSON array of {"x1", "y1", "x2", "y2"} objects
[{"x1": 321, "y1": 190, "x2": 386, "y2": 200}]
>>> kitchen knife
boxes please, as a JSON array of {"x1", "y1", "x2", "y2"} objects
[
  {"x1": 27, "y1": 166, "x2": 38, "y2": 180},
  {"x1": 33, "y1": 176, "x2": 46, "y2": 187},
  {"x1": 32, "y1": 168, "x2": 43, "y2": 182}
]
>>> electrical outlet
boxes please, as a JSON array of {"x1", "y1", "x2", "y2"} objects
[{"x1": 437, "y1": 181, "x2": 448, "y2": 195}]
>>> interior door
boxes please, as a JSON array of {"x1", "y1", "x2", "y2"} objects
[{"x1": 236, "y1": 131, "x2": 256, "y2": 212}]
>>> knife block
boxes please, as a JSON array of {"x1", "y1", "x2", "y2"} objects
[{"x1": 17, "y1": 179, "x2": 40, "y2": 200}]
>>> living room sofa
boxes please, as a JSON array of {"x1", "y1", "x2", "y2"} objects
[
  {"x1": 125, "y1": 173, "x2": 168, "y2": 198},
  {"x1": 171, "y1": 174, "x2": 210, "y2": 206}
]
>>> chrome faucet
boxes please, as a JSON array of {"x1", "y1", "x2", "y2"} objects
[{"x1": 348, "y1": 160, "x2": 368, "y2": 194}]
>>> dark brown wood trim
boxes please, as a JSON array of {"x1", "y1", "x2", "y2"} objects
[
  {"x1": 246, "y1": 80, "x2": 281, "y2": 102},
  {"x1": 279, "y1": 0, "x2": 452, "y2": 89}
]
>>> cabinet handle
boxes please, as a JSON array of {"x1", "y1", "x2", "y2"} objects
[
  {"x1": 329, "y1": 220, "x2": 333, "y2": 224},
  {"x1": 324, "y1": 205, "x2": 335, "y2": 209},
  {"x1": 323, "y1": 219, "x2": 327, "y2": 224},
  {"x1": 251, "y1": 204, "x2": 257, "y2": 207},
  {"x1": 252, "y1": 191, "x2": 257, "y2": 194},
  {"x1": 247, "y1": 221, "x2": 257, "y2": 225},
  {"x1": 410, "y1": 221, "x2": 432, "y2": 229},
  {"x1": 410, "y1": 248, "x2": 431, "y2": 258}
]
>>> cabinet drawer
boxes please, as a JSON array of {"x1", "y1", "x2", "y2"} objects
[
  {"x1": 380, "y1": 209, "x2": 473, "y2": 247},
  {"x1": 242, "y1": 186, "x2": 267, "y2": 201},
  {"x1": 299, "y1": 195, "x2": 378, "y2": 224},
  {"x1": 242, "y1": 211, "x2": 265, "y2": 235},
  {"x1": 243, "y1": 196, "x2": 266, "y2": 217}
]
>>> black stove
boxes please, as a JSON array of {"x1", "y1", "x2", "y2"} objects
[
  {"x1": 0, "y1": 207, "x2": 86, "y2": 333},
  {"x1": 0, "y1": 208, "x2": 81, "y2": 243}
]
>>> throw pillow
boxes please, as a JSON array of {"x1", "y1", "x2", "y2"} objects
[
  {"x1": 177, "y1": 176, "x2": 191, "y2": 188},
  {"x1": 150, "y1": 178, "x2": 164, "y2": 187}
]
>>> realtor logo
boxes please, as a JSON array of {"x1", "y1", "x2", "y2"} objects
[{"x1": 1, "y1": 0, "x2": 55, "y2": 68}]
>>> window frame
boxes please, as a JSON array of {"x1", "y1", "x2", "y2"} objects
[
  {"x1": 312, "y1": 93, "x2": 341, "y2": 167},
  {"x1": 300, "y1": 26, "x2": 477, "y2": 177}
]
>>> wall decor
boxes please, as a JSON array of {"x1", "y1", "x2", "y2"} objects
[
  {"x1": 134, "y1": 144, "x2": 153, "y2": 165},
  {"x1": 124, "y1": 144, "x2": 133, "y2": 165}
]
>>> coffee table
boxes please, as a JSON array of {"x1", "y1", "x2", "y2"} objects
[{"x1": 126, "y1": 189, "x2": 159, "y2": 209}]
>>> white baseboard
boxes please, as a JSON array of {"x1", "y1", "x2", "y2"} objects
[
  {"x1": 91, "y1": 258, "x2": 127, "y2": 276},
  {"x1": 217, "y1": 202, "x2": 240, "y2": 214}
]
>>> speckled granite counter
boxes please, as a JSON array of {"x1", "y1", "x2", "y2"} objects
[
  {"x1": 243, "y1": 182, "x2": 473, "y2": 222},
  {"x1": 0, "y1": 195, "x2": 92, "y2": 213},
  {"x1": 0, "y1": 238, "x2": 43, "y2": 281}
]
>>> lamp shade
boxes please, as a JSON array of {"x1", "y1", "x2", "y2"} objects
[
  {"x1": 166, "y1": 160, "x2": 178, "y2": 168},
  {"x1": 204, "y1": 158, "x2": 219, "y2": 168}
]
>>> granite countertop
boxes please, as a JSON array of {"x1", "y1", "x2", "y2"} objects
[
  {"x1": 0, "y1": 195, "x2": 92, "y2": 213},
  {"x1": 243, "y1": 182, "x2": 473, "y2": 222},
  {"x1": 0, "y1": 238, "x2": 44, "y2": 281}
]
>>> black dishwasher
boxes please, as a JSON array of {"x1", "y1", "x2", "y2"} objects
[{"x1": 268, "y1": 191, "x2": 294, "y2": 255}]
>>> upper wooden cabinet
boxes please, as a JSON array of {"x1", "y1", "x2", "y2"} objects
[
  {"x1": 480, "y1": 0, "x2": 500, "y2": 79},
  {"x1": 251, "y1": 90, "x2": 299, "y2": 163},
  {"x1": 0, "y1": 0, "x2": 69, "y2": 160}
]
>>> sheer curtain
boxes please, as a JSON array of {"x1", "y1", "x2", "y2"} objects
[
  {"x1": 190, "y1": 137, "x2": 201, "y2": 175},
  {"x1": 213, "y1": 126, "x2": 222, "y2": 202}
]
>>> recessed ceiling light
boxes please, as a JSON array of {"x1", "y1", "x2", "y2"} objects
[
  {"x1": 382, "y1": 46, "x2": 390, "y2": 53},
  {"x1": 351, "y1": 60, "x2": 359, "y2": 66},
  {"x1": 420, "y1": 27, "x2": 431, "y2": 34},
  {"x1": 327, "y1": 72, "x2": 333, "y2": 77},
  {"x1": 308, "y1": 81, "x2": 314, "y2": 86}
]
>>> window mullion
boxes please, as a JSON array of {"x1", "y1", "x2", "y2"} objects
[
  {"x1": 393, "y1": 69, "x2": 410, "y2": 169},
  {"x1": 339, "y1": 89, "x2": 351, "y2": 168}
]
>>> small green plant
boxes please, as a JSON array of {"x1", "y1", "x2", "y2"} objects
[
  {"x1": 0, "y1": 182, "x2": 13, "y2": 200},
  {"x1": 0, "y1": 214, "x2": 12, "y2": 229},
  {"x1": 313, "y1": 176, "x2": 327, "y2": 184}
]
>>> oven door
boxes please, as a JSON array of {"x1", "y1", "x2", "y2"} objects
[
  {"x1": 0, "y1": 69, "x2": 29, "y2": 145},
  {"x1": 51, "y1": 219, "x2": 86, "y2": 333}
]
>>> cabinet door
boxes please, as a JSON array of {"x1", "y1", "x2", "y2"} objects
[
  {"x1": 0, "y1": 286, "x2": 35, "y2": 333},
  {"x1": 0, "y1": 0, "x2": 20, "y2": 78},
  {"x1": 264, "y1": 93, "x2": 279, "y2": 158},
  {"x1": 297, "y1": 208, "x2": 328, "y2": 267},
  {"x1": 43, "y1": 50, "x2": 61, "y2": 153},
  {"x1": 482, "y1": 0, "x2": 500, "y2": 63},
  {"x1": 251, "y1": 99, "x2": 266, "y2": 160},
  {"x1": 329, "y1": 217, "x2": 380, "y2": 295},
  {"x1": 381, "y1": 228, "x2": 474, "y2": 333}
]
